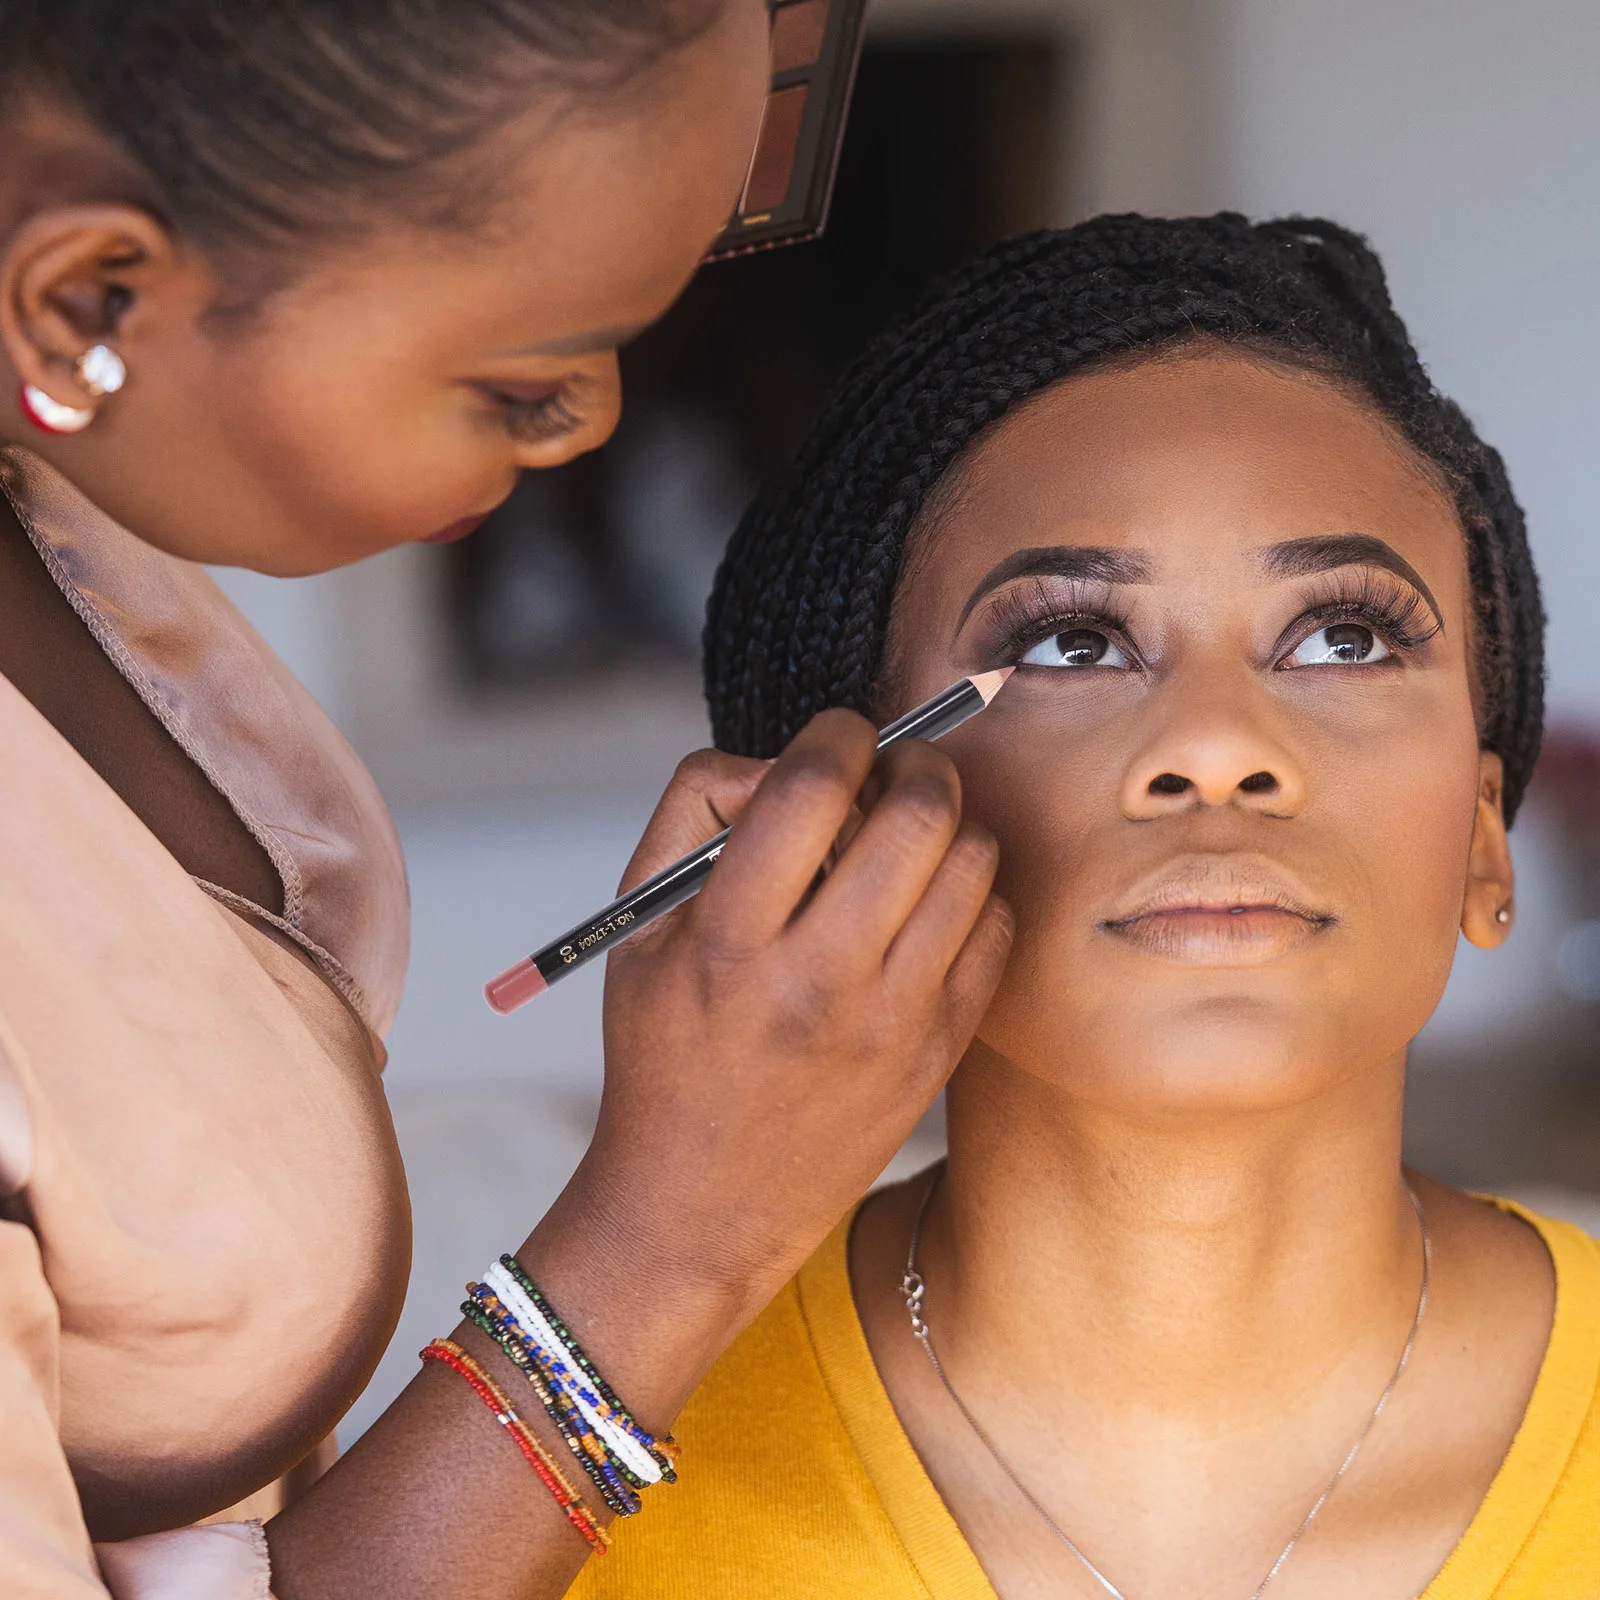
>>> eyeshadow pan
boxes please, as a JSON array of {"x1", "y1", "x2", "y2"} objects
[
  {"x1": 770, "y1": 0, "x2": 830, "y2": 74},
  {"x1": 705, "y1": 0, "x2": 866, "y2": 260},
  {"x1": 740, "y1": 83, "x2": 809, "y2": 215}
]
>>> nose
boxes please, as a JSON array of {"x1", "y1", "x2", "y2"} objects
[{"x1": 1118, "y1": 681, "x2": 1307, "y2": 820}]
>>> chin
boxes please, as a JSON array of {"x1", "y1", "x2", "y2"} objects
[{"x1": 982, "y1": 991, "x2": 1374, "y2": 1116}]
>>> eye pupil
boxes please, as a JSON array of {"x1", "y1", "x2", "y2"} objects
[
  {"x1": 1056, "y1": 629, "x2": 1108, "y2": 666},
  {"x1": 1324, "y1": 623, "x2": 1375, "y2": 662}
]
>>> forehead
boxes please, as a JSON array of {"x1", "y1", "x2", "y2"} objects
[{"x1": 913, "y1": 349, "x2": 1467, "y2": 606}]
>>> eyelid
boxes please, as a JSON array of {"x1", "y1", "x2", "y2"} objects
[
  {"x1": 1269, "y1": 568, "x2": 1442, "y2": 664},
  {"x1": 476, "y1": 378, "x2": 589, "y2": 442},
  {"x1": 973, "y1": 576, "x2": 1142, "y2": 668},
  {"x1": 485, "y1": 379, "x2": 568, "y2": 404}
]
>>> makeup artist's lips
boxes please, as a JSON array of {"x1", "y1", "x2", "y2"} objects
[
  {"x1": 421, "y1": 514, "x2": 489, "y2": 544},
  {"x1": 1100, "y1": 856, "x2": 1335, "y2": 965}
]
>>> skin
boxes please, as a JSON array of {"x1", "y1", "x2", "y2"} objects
[
  {"x1": 0, "y1": 3, "x2": 1013, "y2": 1595},
  {"x1": 849, "y1": 348, "x2": 1553, "y2": 1599},
  {"x1": 0, "y1": 10, "x2": 758, "y2": 573}
]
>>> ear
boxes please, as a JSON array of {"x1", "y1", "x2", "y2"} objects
[
  {"x1": 0, "y1": 204, "x2": 181, "y2": 414},
  {"x1": 1461, "y1": 749, "x2": 1516, "y2": 949}
]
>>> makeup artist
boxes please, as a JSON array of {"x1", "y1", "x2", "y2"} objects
[{"x1": 0, "y1": 4, "x2": 1011, "y2": 1598}]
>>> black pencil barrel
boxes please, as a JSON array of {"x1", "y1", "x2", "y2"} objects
[{"x1": 527, "y1": 676, "x2": 991, "y2": 988}]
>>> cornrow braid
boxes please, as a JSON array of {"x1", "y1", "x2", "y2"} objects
[{"x1": 704, "y1": 212, "x2": 1545, "y2": 823}]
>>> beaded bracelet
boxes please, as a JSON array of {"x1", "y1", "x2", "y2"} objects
[
  {"x1": 460, "y1": 1258, "x2": 678, "y2": 1519},
  {"x1": 498, "y1": 1255, "x2": 679, "y2": 1466},
  {"x1": 465, "y1": 1288, "x2": 643, "y2": 1514},
  {"x1": 420, "y1": 1339, "x2": 609, "y2": 1553},
  {"x1": 458, "y1": 1299, "x2": 635, "y2": 1516},
  {"x1": 483, "y1": 1262, "x2": 670, "y2": 1484}
]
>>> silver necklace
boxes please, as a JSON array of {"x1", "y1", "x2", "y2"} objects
[{"x1": 901, "y1": 1168, "x2": 1431, "y2": 1600}]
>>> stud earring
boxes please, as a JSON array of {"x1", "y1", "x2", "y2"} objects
[
  {"x1": 1495, "y1": 906, "x2": 1511, "y2": 924},
  {"x1": 18, "y1": 344, "x2": 126, "y2": 436},
  {"x1": 76, "y1": 343, "x2": 126, "y2": 398}
]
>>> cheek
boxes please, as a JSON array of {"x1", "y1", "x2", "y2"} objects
[
  {"x1": 1308, "y1": 697, "x2": 1483, "y2": 1030},
  {"x1": 952, "y1": 685, "x2": 1485, "y2": 1101},
  {"x1": 216, "y1": 347, "x2": 512, "y2": 557}
]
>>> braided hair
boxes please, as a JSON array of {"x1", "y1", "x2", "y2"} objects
[{"x1": 705, "y1": 213, "x2": 1545, "y2": 823}]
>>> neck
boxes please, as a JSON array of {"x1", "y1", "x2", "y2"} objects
[{"x1": 929, "y1": 1042, "x2": 1417, "y2": 1430}]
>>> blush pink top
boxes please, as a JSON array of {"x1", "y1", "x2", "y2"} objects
[{"x1": 0, "y1": 450, "x2": 413, "y2": 1598}]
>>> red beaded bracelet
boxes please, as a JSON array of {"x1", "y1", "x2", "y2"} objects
[{"x1": 421, "y1": 1339, "x2": 610, "y2": 1553}]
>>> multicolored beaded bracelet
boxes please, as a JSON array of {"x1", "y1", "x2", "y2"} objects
[
  {"x1": 460, "y1": 1258, "x2": 679, "y2": 1520},
  {"x1": 466, "y1": 1288, "x2": 643, "y2": 1513},
  {"x1": 498, "y1": 1255, "x2": 679, "y2": 1465},
  {"x1": 458, "y1": 1298, "x2": 634, "y2": 1516},
  {"x1": 482, "y1": 1263, "x2": 674, "y2": 1484},
  {"x1": 420, "y1": 1339, "x2": 609, "y2": 1554}
]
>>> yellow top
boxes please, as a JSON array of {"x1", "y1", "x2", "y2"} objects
[{"x1": 567, "y1": 1198, "x2": 1600, "y2": 1600}]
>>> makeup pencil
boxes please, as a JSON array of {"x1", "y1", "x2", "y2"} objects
[{"x1": 485, "y1": 668, "x2": 1013, "y2": 1013}]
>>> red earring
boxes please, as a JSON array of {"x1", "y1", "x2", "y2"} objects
[{"x1": 19, "y1": 382, "x2": 94, "y2": 434}]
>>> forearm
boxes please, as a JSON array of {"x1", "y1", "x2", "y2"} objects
[
  {"x1": 266, "y1": 1174, "x2": 760, "y2": 1600},
  {"x1": 268, "y1": 720, "x2": 1007, "y2": 1598}
]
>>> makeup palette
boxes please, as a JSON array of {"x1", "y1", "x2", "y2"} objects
[{"x1": 706, "y1": 0, "x2": 869, "y2": 261}]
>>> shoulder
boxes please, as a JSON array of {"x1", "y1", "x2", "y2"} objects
[{"x1": 1431, "y1": 1193, "x2": 1600, "y2": 1596}]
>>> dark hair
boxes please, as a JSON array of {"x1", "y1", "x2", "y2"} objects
[
  {"x1": 705, "y1": 213, "x2": 1546, "y2": 822},
  {"x1": 0, "y1": 0, "x2": 719, "y2": 248}
]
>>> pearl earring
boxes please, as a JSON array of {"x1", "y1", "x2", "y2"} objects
[
  {"x1": 18, "y1": 344, "x2": 126, "y2": 436},
  {"x1": 76, "y1": 343, "x2": 126, "y2": 398},
  {"x1": 1495, "y1": 906, "x2": 1511, "y2": 924}
]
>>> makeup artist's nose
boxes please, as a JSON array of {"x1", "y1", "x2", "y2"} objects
[{"x1": 1118, "y1": 684, "x2": 1307, "y2": 820}]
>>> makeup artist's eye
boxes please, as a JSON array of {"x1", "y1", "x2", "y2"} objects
[
  {"x1": 1282, "y1": 623, "x2": 1392, "y2": 668},
  {"x1": 478, "y1": 382, "x2": 586, "y2": 443},
  {"x1": 1020, "y1": 628, "x2": 1130, "y2": 669}
]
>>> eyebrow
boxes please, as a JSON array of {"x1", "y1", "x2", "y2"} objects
[
  {"x1": 957, "y1": 545, "x2": 1153, "y2": 631},
  {"x1": 1261, "y1": 534, "x2": 1444, "y2": 627},
  {"x1": 504, "y1": 322, "x2": 649, "y2": 358}
]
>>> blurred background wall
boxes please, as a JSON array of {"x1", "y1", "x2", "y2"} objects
[{"x1": 211, "y1": 0, "x2": 1600, "y2": 1435}]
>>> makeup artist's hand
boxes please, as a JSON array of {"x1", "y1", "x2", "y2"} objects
[{"x1": 520, "y1": 708, "x2": 1011, "y2": 1423}]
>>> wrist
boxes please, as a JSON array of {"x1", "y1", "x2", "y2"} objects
[{"x1": 509, "y1": 1159, "x2": 772, "y2": 1431}]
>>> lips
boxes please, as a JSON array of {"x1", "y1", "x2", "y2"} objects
[{"x1": 1100, "y1": 855, "x2": 1335, "y2": 964}]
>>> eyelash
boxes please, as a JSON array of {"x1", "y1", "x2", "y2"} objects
[
  {"x1": 490, "y1": 386, "x2": 586, "y2": 442},
  {"x1": 987, "y1": 579, "x2": 1139, "y2": 667},
  {"x1": 1274, "y1": 569, "x2": 1442, "y2": 664},
  {"x1": 985, "y1": 570, "x2": 1441, "y2": 669}
]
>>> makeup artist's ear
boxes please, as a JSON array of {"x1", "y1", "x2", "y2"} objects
[
  {"x1": 1461, "y1": 751, "x2": 1516, "y2": 949},
  {"x1": 0, "y1": 204, "x2": 191, "y2": 403}
]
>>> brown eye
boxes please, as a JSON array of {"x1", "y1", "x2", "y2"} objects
[
  {"x1": 1020, "y1": 627, "x2": 1127, "y2": 669},
  {"x1": 1284, "y1": 622, "x2": 1391, "y2": 667}
]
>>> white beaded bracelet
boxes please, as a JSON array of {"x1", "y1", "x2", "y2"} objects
[{"x1": 483, "y1": 1260, "x2": 665, "y2": 1486}]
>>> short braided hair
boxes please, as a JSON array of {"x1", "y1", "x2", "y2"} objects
[{"x1": 705, "y1": 213, "x2": 1545, "y2": 822}]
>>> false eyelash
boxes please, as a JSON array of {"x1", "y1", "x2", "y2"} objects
[
  {"x1": 501, "y1": 388, "x2": 586, "y2": 443},
  {"x1": 1282, "y1": 568, "x2": 1443, "y2": 657},
  {"x1": 981, "y1": 577, "x2": 1139, "y2": 665}
]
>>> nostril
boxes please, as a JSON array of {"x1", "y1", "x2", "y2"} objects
[
  {"x1": 1239, "y1": 771, "x2": 1278, "y2": 794},
  {"x1": 1149, "y1": 773, "x2": 1190, "y2": 796}
]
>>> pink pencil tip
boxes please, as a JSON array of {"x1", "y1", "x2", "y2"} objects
[
  {"x1": 969, "y1": 666, "x2": 1015, "y2": 704},
  {"x1": 485, "y1": 958, "x2": 547, "y2": 1014}
]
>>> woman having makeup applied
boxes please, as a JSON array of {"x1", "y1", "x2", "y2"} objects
[
  {"x1": 560, "y1": 215, "x2": 1598, "y2": 1599},
  {"x1": 0, "y1": 4, "x2": 1012, "y2": 1598}
]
